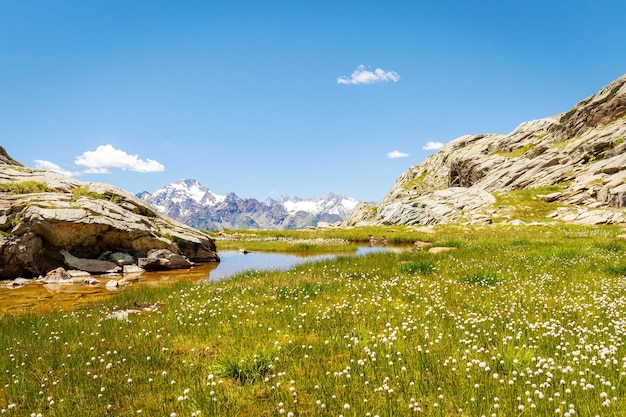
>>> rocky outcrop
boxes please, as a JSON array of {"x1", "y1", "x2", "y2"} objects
[
  {"x1": 0, "y1": 147, "x2": 22, "y2": 166},
  {"x1": 0, "y1": 158, "x2": 219, "y2": 279},
  {"x1": 359, "y1": 74, "x2": 626, "y2": 226},
  {"x1": 377, "y1": 188, "x2": 495, "y2": 226}
]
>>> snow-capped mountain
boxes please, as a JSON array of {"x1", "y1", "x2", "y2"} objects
[
  {"x1": 275, "y1": 193, "x2": 358, "y2": 218},
  {"x1": 137, "y1": 179, "x2": 359, "y2": 230}
]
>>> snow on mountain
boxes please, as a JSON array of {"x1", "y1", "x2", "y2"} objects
[
  {"x1": 140, "y1": 179, "x2": 226, "y2": 218},
  {"x1": 279, "y1": 193, "x2": 358, "y2": 217},
  {"x1": 138, "y1": 180, "x2": 359, "y2": 230}
]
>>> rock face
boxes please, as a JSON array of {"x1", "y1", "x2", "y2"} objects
[
  {"x1": 346, "y1": 74, "x2": 626, "y2": 226},
  {"x1": 138, "y1": 179, "x2": 359, "y2": 230},
  {"x1": 0, "y1": 147, "x2": 22, "y2": 166},
  {"x1": 0, "y1": 158, "x2": 219, "y2": 279}
]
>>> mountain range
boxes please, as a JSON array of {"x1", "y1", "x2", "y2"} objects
[{"x1": 137, "y1": 179, "x2": 359, "y2": 230}]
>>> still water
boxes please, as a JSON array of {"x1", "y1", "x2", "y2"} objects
[{"x1": 0, "y1": 246, "x2": 392, "y2": 316}]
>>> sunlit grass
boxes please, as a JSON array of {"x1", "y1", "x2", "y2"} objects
[
  {"x1": 2, "y1": 224, "x2": 626, "y2": 415},
  {"x1": 493, "y1": 186, "x2": 564, "y2": 222}
]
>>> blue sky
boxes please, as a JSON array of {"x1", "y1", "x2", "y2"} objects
[{"x1": 2, "y1": 1, "x2": 626, "y2": 202}]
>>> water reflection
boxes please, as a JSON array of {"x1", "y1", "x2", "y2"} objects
[{"x1": 0, "y1": 245, "x2": 397, "y2": 316}]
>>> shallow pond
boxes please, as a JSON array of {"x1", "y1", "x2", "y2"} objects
[{"x1": 0, "y1": 246, "x2": 397, "y2": 316}]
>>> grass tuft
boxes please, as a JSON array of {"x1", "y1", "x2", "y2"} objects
[{"x1": 399, "y1": 259, "x2": 435, "y2": 274}]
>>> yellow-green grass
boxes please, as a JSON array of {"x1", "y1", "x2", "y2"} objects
[
  {"x1": 493, "y1": 186, "x2": 565, "y2": 222},
  {"x1": 2, "y1": 224, "x2": 626, "y2": 416},
  {"x1": 212, "y1": 235, "x2": 357, "y2": 253},
  {"x1": 207, "y1": 225, "x2": 436, "y2": 254},
  {"x1": 0, "y1": 181, "x2": 51, "y2": 194}
]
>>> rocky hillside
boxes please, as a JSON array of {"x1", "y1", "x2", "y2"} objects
[
  {"x1": 0, "y1": 156, "x2": 219, "y2": 279},
  {"x1": 139, "y1": 179, "x2": 359, "y2": 230},
  {"x1": 346, "y1": 74, "x2": 626, "y2": 226}
]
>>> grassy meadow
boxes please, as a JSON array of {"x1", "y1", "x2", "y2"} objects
[{"x1": 3, "y1": 224, "x2": 626, "y2": 416}]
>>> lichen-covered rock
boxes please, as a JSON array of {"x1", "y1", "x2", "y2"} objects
[{"x1": 0, "y1": 162, "x2": 219, "y2": 279}]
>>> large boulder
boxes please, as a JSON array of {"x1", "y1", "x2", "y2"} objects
[
  {"x1": 0, "y1": 158, "x2": 219, "y2": 279},
  {"x1": 60, "y1": 250, "x2": 121, "y2": 274}
]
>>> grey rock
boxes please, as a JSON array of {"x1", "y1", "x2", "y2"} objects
[
  {"x1": 0, "y1": 161, "x2": 219, "y2": 279},
  {"x1": 105, "y1": 280, "x2": 120, "y2": 289},
  {"x1": 67, "y1": 270, "x2": 92, "y2": 278},
  {"x1": 5, "y1": 277, "x2": 30, "y2": 287},
  {"x1": 60, "y1": 250, "x2": 121, "y2": 274},
  {"x1": 123, "y1": 264, "x2": 144, "y2": 275},
  {"x1": 538, "y1": 192, "x2": 563, "y2": 202},
  {"x1": 41, "y1": 267, "x2": 73, "y2": 284},
  {"x1": 0, "y1": 146, "x2": 23, "y2": 166},
  {"x1": 377, "y1": 188, "x2": 496, "y2": 226},
  {"x1": 109, "y1": 252, "x2": 136, "y2": 266},
  {"x1": 138, "y1": 249, "x2": 193, "y2": 271}
]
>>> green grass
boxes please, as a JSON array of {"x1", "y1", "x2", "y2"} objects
[
  {"x1": 207, "y1": 225, "x2": 436, "y2": 253},
  {"x1": 494, "y1": 142, "x2": 537, "y2": 158},
  {"x1": 402, "y1": 170, "x2": 430, "y2": 191},
  {"x1": 2, "y1": 224, "x2": 626, "y2": 416},
  {"x1": 399, "y1": 258, "x2": 435, "y2": 274},
  {"x1": 0, "y1": 181, "x2": 52, "y2": 194},
  {"x1": 211, "y1": 235, "x2": 357, "y2": 253},
  {"x1": 493, "y1": 186, "x2": 564, "y2": 221},
  {"x1": 70, "y1": 185, "x2": 122, "y2": 203}
]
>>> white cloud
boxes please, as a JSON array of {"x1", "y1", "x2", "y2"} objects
[
  {"x1": 337, "y1": 64, "x2": 400, "y2": 85},
  {"x1": 423, "y1": 141, "x2": 444, "y2": 151},
  {"x1": 387, "y1": 150, "x2": 409, "y2": 159},
  {"x1": 34, "y1": 160, "x2": 80, "y2": 176},
  {"x1": 74, "y1": 144, "x2": 165, "y2": 174}
]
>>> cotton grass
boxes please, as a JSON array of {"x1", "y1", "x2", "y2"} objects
[{"x1": 2, "y1": 225, "x2": 626, "y2": 415}]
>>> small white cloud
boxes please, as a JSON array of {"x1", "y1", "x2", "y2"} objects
[
  {"x1": 337, "y1": 64, "x2": 400, "y2": 85},
  {"x1": 387, "y1": 150, "x2": 409, "y2": 159},
  {"x1": 74, "y1": 144, "x2": 165, "y2": 173},
  {"x1": 34, "y1": 160, "x2": 80, "y2": 176},
  {"x1": 423, "y1": 141, "x2": 444, "y2": 151}
]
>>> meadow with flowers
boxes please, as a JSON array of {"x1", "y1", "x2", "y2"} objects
[{"x1": 2, "y1": 224, "x2": 626, "y2": 416}]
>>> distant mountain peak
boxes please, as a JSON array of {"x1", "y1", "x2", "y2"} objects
[{"x1": 138, "y1": 180, "x2": 359, "y2": 230}]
